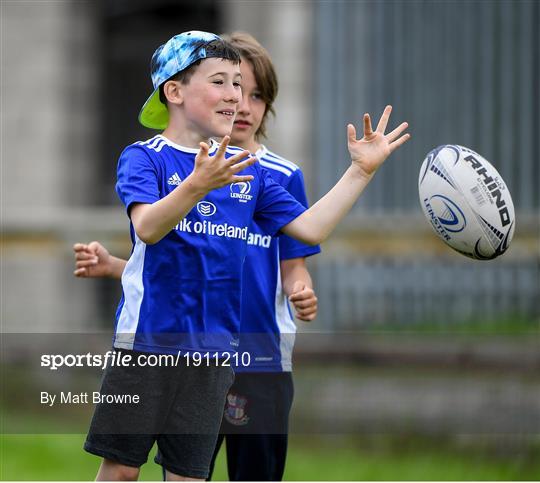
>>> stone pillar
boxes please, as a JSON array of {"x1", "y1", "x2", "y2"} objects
[{"x1": 1, "y1": 1, "x2": 102, "y2": 331}]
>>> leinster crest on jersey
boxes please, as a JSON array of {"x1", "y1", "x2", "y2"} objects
[{"x1": 224, "y1": 392, "x2": 249, "y2": 426}]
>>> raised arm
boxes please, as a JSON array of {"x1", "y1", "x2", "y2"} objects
[
  {"x1": 282, "y1": 106, "x2": 409, "y2": 245},
  {"x1": 131, "y1": 137, "x2": 256, "y2": 245},
  {"x1": 280, "y1": 257, "x2": 317, "y2": 322},
  {"x1": 73, "y1": 242, "x2": 126, "y2": 280}
]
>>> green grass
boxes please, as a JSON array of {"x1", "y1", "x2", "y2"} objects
[
  {"x1": 284, "y1": 435, "x2": 540, "y2": 481},
  {"x1": 0, "y1": 434, "x2": 228, "y2": 481},
  {"x1": 1, "y1": 434, "x2": 539, "y2": 481}
]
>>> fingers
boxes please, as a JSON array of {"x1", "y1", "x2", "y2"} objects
[
  {"x1": 87, "y1": 240, "x2": 102, "y2": 252},
  {"x1": 296, "y1": 311, "x2": 317, "y2": 322},
  {"x1": 226, "y1": 150, "x2": 252, "y2": 167},
  {"x1": 198, "y1": 141, "x2": 210, "y2": 158},
  {"x1": 73, "y1": 243, "x2": 87, "y2": 251},
  {"x1": 376, "y1": 105, "x2": 392, "y2": 133},
  {"x1": 289, "y1": 287, "x2": 313, "y2": 303},
  {"x1": 215, "y1": 136, "x2": 230, "y2": 158},
  {"x1": 389, "y1": 133, "x2": 411, "y2": 153},
  {"x1": 292, "y1": 297, "x2": 317, "y2": 310},
  {"x1": 74, "y1": 243, "x2": 93, "y2": 277},
  {"x1": 74, "y1": 242, "x2": 97, "y2": 277},
  {"x1": 75, "y1": 250, "x2": 97, "y2": 261},
  {"x1": 231, "y1": 174, "x2": 255, "y2": 184},
  {"x1": 347, "y1": 124, "x2": 357, "y2": 144},
  {"x1": 230, "y1": 156, "x2": 257, "y2": 173},
  {"x1": 75, "y1": 259, "x2": 98, "y2": 269},
  {"x1": 74, "y1": 268, "x2": 88, "y2": 277},
  {"x1": 363, "y1": 113, "x2": 373, "y2": 137},
  {"x1": 290, "y1": 287, "x2": 318, "y2": 321},
  {"x1": 386, "y1": 121, "x2": 409, "y2": 143},
  {"x1": 74, "y1": 244, "x2": 98, "y2": 266},
  {"x1": 295, "y1": 305, "x2": 317, "y2": 321}
]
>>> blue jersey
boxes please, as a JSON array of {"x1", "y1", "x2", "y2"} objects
[
  {"x1": 114, "y1": 135, "x2": 306, "y2": 355},
  {"x1": 238, "y1": 146, "x2": 321, "y2": 372}
]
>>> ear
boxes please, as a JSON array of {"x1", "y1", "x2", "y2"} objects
[{"x1": 163, "y1": 80, "x2": 183, "y2": 106}]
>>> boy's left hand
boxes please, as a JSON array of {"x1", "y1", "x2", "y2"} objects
[
  {"x1": 289, "y1": 281, "x2": 318, "y2": 322},
  {"x1": 347, "y1": 105, "x2": 410, "y2": 179},
  {"x1": 73, "y1": 241, "x2": 112, "y2": 278}
]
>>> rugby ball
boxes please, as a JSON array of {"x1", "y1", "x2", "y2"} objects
[{"x1": 418, "y1": 145, "x2": 515, "y2": 260}]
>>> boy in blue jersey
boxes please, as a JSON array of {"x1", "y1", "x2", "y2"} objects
[
  {"x1": 75, "y1": 32, "x2": 319, "y2": 481},
  {"x1": 209, "y1": 33, "x2": 320, "y2": 481},
  {"x1": 80, "y1": 30, "x2": 410, "y2": 480}
]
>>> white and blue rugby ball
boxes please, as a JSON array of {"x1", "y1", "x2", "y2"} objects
[{"x1": 418, "y1": 145, "x2": 515, "y2": 260}]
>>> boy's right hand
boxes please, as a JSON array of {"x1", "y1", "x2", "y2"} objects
[
  {"x1": 73, "y1": 241, "x2": 112, "y2": 278},
  {"x1": 190, "y1": 135, "x2": 257, "y2": 192}
]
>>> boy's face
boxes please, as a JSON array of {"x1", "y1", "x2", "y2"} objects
[
  {"x1": 231, "y1": 58, "x2": 266, "y2": 148},
  {"x1": 179, "y1": 58, "x2": 242, "y2": 139}
]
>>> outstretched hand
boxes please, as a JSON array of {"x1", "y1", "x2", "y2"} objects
[
  {"x1": 73, "y1": 241, "x2": 111, "y2": 278},
  {"x1": 192, "y1": 135, "x2": 257, "y2": 192},
  {"x1": 347, "y1": 105, "x2": 410, "y2": 178}
]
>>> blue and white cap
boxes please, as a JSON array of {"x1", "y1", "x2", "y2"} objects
[{"x1": 139, "y1": 31, "x2": 221, "y2": 130}]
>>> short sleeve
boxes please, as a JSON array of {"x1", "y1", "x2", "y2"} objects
[
  {"x1": 115, "y1": 146, "x2": 160, "y2": 215},
  {"x1": 279, "y1": 169, "x2": 321, "y2": 260},
  {"x1": 254, "y1": 167, "x2": 306, "y2": 236}
]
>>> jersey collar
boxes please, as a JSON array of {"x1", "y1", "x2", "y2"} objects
[
  {"x1": 255, "y1": 145, "x2": 268, "y2": 159},
  {"x1": 157, "y1": 135, "x2": 218, "y2": 154}
]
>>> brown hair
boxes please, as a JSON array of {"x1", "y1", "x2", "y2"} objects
[{"x1": 220, "y1": 32, "x2": 278, "y2": 140}]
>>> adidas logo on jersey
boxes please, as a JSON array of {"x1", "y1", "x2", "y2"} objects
[{"x1": 167, "y1": 173, "x2": 182, "y2": 186}]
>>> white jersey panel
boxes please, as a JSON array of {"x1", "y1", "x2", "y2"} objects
[{"x1": 114, "y1": 235, "x2": 147, "y2": 350}]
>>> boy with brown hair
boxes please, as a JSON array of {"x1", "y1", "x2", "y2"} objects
[{"x1": 82, "y1": 30, "x2": 409, "y2": 481}]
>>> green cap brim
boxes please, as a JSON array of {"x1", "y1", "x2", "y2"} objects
[{"x1": 138, "y1": 87, "x2": 169, "y2": 130}]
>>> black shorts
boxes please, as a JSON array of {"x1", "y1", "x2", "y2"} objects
[
  {"x1": 84, "y1": 350, "x2": 234, "y2": 479},
  {"x1": 209, "y1": 372, "x2": 294, "y2": 481}
]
